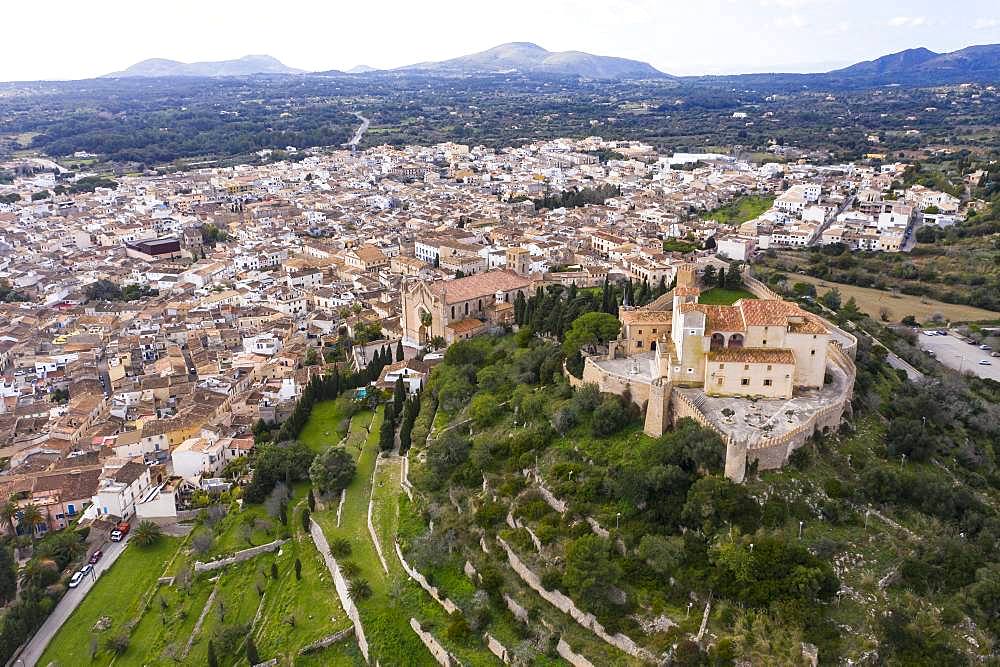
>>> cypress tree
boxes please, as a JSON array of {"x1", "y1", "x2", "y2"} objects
[
  {"x1": 600, "y1": 276, "x2": 610, "y2": 313},
  {"x1": 393, "y1": 377, "x2": 406, "y2": 415},
  {"x1": 246, "y1": 637, "x2": 260, "y2": 665},
  {"x1": 717, "y1": 266, "x2": 726, "y2": 288},
  {"x1": 395, "y1": 339, "x2": 404, "y2": 362},
  {"x1": 208, "y1": 640, "x2": 218, "y2": 667}
]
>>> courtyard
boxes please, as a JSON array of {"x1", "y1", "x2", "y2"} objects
[{"x1": 676, "y1": 357, "x2": 851, "y2": 446}]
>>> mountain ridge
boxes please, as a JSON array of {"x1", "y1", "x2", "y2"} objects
[{"x1": 392, "y1": 41, "x2": 668, "y2": 79}]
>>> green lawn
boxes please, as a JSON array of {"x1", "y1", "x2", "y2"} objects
[
  {"x1": 701, "y1": 195, "x2": 774, "y2": 225},
  {"x1": 298, "y1": 399, "x2": 352, "y2": 452},
  {"x1": 42, "y1": 483, "x2": 352, "y2": 667},
  {"x1": 698, "y1": 287, "x2": 758, "y2": 305},
  {"x1": 40, "y1": 537, "x2": 182, "y2": 666}
]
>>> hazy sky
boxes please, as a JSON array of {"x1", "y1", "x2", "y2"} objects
[{"x1": 2, "y1": 0, "x2": 999, "y2": 80}]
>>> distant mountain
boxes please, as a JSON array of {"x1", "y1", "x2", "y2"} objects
[
  {"x1": 831, "y1": 47, "x2": 939, "y2": 77},
  {"x1": 396, "y1": 42, "x2": 668, "y2": 79},
  {"x1": 347, "y1": 65, "x2": 378, "y2": 74},
  {"x1": 826, "y1": 44, "x2": 1000, "y2": 83},
  {"x1": 105, "y1": 55, "x2": 302, "y2": 78}
]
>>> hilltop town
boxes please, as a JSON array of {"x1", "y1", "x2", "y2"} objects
[{"x1": 0, "y1": 135, "x2": 975, "y2": 529}]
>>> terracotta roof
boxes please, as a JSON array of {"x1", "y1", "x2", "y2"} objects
[
  {"x1": 708, "y1": 348, "x2": 796, "y2": 365},
  {"x1": 33, "y1": 468, "x2": 102, "y2": 500},
  {"x1": 679, "y1": 303, "x2": 746, "y2": 332},
  {"x1": 738, "y1": 299, "x2": 827, "y2": 334},
  {"x1": 429, "y1": 270, "x2": 530, "y2": 305},
  {"x1": 114, "y1": 461, "x2": 147, "y2": 485},
  {"x1": 353, "y1": 245, "x2": 387, "y2": 263},
  {"x1": 445, "y1": 318, "x2": 486, "y2": 334}
]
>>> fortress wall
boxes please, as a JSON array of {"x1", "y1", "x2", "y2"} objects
[{"x1": 575, "y1": 357, "x2": 650, "y2": 407}]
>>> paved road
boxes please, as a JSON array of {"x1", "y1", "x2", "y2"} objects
[
  {"x1": 15, "y1": 535, "x2": 131, "y2": 667},
  {"x1": 918, "y1": 332, "x2": 1000, "y2": 381},
  {"x1": 343, "y1": 113, "x2": 370, "y2": 150}
]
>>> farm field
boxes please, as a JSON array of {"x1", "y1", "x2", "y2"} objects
[{"x1": 787, "y1": 274, "x2": 999, "y2": 323}]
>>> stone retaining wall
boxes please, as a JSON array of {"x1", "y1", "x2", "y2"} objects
[
  {"x1": 309, "y1": 518, "x2": 370, "y2": 663},
  {"x1": 485, "y1": 633, "x2": 511, "y2": 663},
  {"x1": 410, "y1": 618, "x2": 454, "y2": 667},
  {"x1": 299, "y1": 626, "x2": 355, "y2": 655},
  {"x1": 368, "y1": 458, "x2": 390, "y2": 574},
  {"x1": 193, "y1": 539, "x2": 286, "y2": 572},
  {"x1": 394, "y1": 541, "x2": 459, "y2": 614},
  {"x1": 557, "y1": 638, "x2": 596, "y2": 667},
  {"x1": 497, "y1": 537, "x2": 655, "y2": 663}
]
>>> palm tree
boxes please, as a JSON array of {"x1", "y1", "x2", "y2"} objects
[
  {"x1": 1, "y1": 497, "x2": 18, "y2": 537},
  {"x1": 19, "y1": 503, "x2": 44, "y2": 540},
  {"x1": 133, "y1": 520, "x2": 163, "y2": 547},
  {"x1": 419, "y1": 310, "x2": 433, "y2": 329}
]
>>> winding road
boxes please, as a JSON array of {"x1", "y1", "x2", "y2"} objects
[{"x1": 343, "y1": 113, "x2": 370, "y2": 151}]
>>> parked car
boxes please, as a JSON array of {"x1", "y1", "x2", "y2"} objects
[
  {"x1": 88, "y1": 549, "x2": 103, "y2": 565},
  {"x1": 69, "y1": 564, "x2": 93, "y2": 588},
  {"x1": 980, "y1": 344, "x2": 992, "y2": 351},
  {"x1": 110, "y1": 521, "x2": 130, "y2": 542}
]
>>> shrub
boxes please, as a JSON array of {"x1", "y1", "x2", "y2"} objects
[
  {"x1": 592, "y1": 397, "x2": 627, "y2": 436},
  {"x1": 105, "y1": 633, "x2": 130, "y2": 655}
]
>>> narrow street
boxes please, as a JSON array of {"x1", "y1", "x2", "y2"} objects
[{"x1": 15, "y1": 534, "x2": 131, "y2": 667}]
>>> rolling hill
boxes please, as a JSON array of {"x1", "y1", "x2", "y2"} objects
[{"x1": 105, "y1": 55, "x2": 302, "y2": 78}]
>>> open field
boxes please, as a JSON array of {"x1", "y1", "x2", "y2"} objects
[
  {"x1": 701, "y1": 195, "x2": 774, "y2": 225},
  {"x1": 698, "y1": 287, "x2": 757, "y2": 305},
  {"x1": 788, "y1": 274, "x2": 1000, "y2": 323}
]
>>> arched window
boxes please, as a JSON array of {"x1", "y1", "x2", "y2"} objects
[
  {"x1": 728, "y1": 333, "x2": 744, "y2": 349},
  {"x1": 710, "y1": 333, "x2": 725, "y2": 350}
]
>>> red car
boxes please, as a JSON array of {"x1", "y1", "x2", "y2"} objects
[{"x1": 88, "y1": 549, "x2": 103, "y2": 565}]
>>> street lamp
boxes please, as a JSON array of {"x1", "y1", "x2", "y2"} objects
[
  {"x1": 798, "y1": 520, "x2": 804, "y2": 540},
  {"x1": 615, "y1": 512, "x2": 621, "y2": 530}
]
